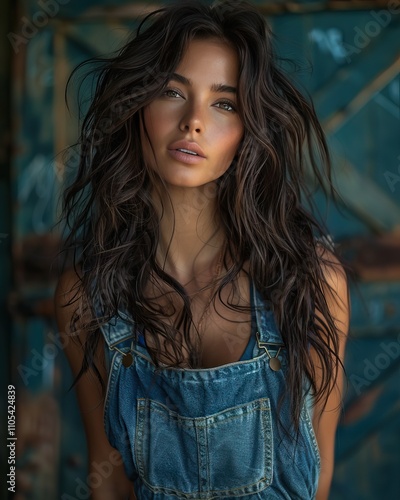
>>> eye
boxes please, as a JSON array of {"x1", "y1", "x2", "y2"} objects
[
  {"x1": 162, "y1": 88, "x2": 182, "y2": 98},
  {"x1": 215, "y1": 100, "x2": 236, "y2": 113}
]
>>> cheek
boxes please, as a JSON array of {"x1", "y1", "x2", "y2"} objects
[
  {"x1": 211, "y1": 128, "x2": 243, "y2": 178},
  {"x1": 145, "y1": 103, "x2": 175, "y2": 139},
  {"x1": 141, "y1": 106, "x2": 166, "y2": 161},
  {"x1": 217, "y1": 124, "x2": 243, "y2": 160}
]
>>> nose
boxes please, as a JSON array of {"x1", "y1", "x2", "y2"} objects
[{"x1": 179, "y1": 102, "x2": 204, "y2": 134}]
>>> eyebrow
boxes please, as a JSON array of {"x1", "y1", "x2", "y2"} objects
[{"x1": 169, "y1": 72, "x2": 237, "y2": 94}]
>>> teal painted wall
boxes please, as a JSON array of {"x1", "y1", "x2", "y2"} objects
[{"x1": 6, "y1": 1, "x2": 400, "y2": 498}]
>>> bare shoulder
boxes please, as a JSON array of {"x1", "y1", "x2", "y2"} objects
[
  {"x1": 54, "y1": 265, "x2": 84, "y2": 319},
  {"x1": 315, "y1": 242, "x2": 349, "y2": 324},
  {"x1": 53, "y1": 264, "x2": 103, "y2": 383},
  {"x1": 311, "y1": 243, "x2": 350, "y2": 497},
  {"x1": 53, "y1": 265, "x2": 105, "y2": 405},
  {"x1": 315, "y1": 241, "x2": 347, "y2": 280}
]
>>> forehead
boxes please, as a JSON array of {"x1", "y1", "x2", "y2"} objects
[{"x1": 175, "y1": 38, "x2": 239, "y2": 84}]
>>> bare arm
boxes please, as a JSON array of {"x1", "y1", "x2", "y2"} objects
[
  {"x1": 54, "y1": 268, "x2": 136, "y2": 500},
  {"x1": 311, "y1": 250, "x2": 350, "y2": 500}
]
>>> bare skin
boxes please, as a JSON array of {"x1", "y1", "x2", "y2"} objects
[
  {"x1": 141, "y1": 38, "x2": 251, "y2": 368},
  {"x1": 312, "y1": 247, "x2": 349, "y2": 500}
]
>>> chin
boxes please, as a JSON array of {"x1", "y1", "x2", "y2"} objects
[
  {"x1": 164, "y1": 178, "x2": 210, "y2": 189},
  {"x1": 159, "y1": 171, "x2": 213, "y2": 189}
]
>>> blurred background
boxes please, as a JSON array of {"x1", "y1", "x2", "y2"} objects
[{"x1": 0, "y1": 0, "x2": 399, "y2": 498}]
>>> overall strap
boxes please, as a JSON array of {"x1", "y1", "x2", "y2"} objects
[
  {"x1": 86, "y1": 270, "x2": 136, "y2": 349},
  {"x1": 252, "y1": 281, "x2": 284, "y2": 345},
  {"x1": 93, "y1": 299, "x2": 136, "y2": 349}
]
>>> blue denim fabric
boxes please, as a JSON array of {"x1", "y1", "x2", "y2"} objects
[{"x1": 98, "y1": 280, "x2": 320, "y2": 499}]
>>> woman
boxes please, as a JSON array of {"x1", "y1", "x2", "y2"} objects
[{"x1": 54, "y1": 1, "x2": 350, "y2": 499}]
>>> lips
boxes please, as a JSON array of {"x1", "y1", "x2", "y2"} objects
[
  {"x1": 167, "y1": 149, "x2": 206, "y2": 165},
  {"x1": 167, "y1": 140, "x2": 206, "y2": 158}
]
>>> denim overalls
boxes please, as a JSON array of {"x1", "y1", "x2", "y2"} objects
[{"x1": 98, "y1": 279, "x2": 321, "y2": 499}]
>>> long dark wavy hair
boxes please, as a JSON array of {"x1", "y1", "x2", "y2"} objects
[{"x1": 57, "y1": 0, "x2": 349, "y2": 436}]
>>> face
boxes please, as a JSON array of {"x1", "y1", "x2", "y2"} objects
[{"x1": 141, "y1": 38, "x2": 244, "y2": 189}]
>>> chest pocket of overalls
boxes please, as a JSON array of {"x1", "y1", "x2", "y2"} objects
[{"x1": 135, "y1": 395, "x2": 273, "y2": 498}]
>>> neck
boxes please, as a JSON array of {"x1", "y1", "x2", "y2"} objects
[{"x1": 151, "y1": 183, "x2": 226, "y2": 286}]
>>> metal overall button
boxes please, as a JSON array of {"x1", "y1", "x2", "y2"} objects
[
  {"x1": 122, "y1": 352, "x2": 133, "y2": 367},
  {"x1": 256, "y1": 331, "x2": 283, "y2": 371},
  {"x1": 111, "y1": 344, "x2": 133, "y2": 367}
]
